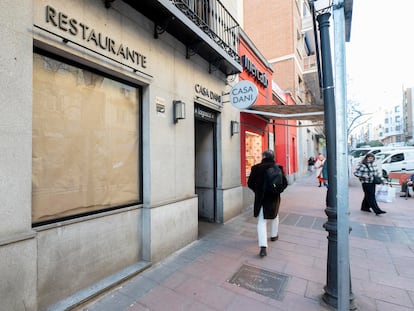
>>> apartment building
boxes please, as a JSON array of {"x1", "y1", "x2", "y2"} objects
[
  {"x1": 380, "y1": 105, "x2": 404, "y2": 145},
  {"x1": 242, "y1": 0, "x2": 323, "y2": 177},
  {"x1": 403, "y1": 87, "x2": 414, "y2": 144}
]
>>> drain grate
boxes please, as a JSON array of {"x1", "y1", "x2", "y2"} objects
[{"x1": 228, "y1": 264, "x2": 289, "y2": 300}]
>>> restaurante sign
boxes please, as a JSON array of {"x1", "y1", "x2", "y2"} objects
[{"x1": 43, "y1": 5, "x2": 148, "y2": 70}]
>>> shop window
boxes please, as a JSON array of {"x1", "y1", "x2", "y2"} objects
[
  {"x1": 32, "y1": 51, "x2": 141, "y2": 225},
  {"x1": 245, "y1": 131, "x2": 262, "y2": 179}
]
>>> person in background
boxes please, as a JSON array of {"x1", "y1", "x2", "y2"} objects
[
  {"x1": 321, "y1": 159, "x2": 328, "y2": 188},
  {"x1": 400, "y1": 173, "x2": 414, "y2": 197},
  {"x1": 248, "y1": 150, "x2": 287, "y2": 258},
  {"x1": 308, "y1": 156, "x2": 315, "y2": 172},
  {"x1": 321, "y1": 158, "x2": 329, "y2": 208},
  {"x1": 353, "y1": 153, "x2": 387, "y2": 215},
  {"x1": 314, "y1": 154, "x2": 326, "y2": 187}
]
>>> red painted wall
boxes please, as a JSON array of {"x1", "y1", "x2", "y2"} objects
[
  {"x1": 238, "y1": 40, "x2": 272, "y2": 105},
  {"x1": 238, "y1": 34, "x2": 298, "y2": 184},
  {"x1": 239, "y1": 35, "x2": 275, "y2": 185},
  {"x1": 273, "y1": 93, "x2": 298, "y2": 176}
]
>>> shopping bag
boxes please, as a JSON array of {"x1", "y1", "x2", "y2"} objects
[{"x1": 375, "y1": 185, "x2": 396, "y2": 203}]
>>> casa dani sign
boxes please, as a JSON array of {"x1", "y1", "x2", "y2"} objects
[{"x1": 230, "y1": 80, "x2": 258, "y2": 109}]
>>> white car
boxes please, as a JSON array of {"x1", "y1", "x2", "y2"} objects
[
  {"x1": 350, "y1": 146, "x2": 414, "y2": 168},
  {"x1": 375, "y1": 150, "x2": 414, "y2": 178}
]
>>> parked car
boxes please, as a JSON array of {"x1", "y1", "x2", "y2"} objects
[
  {"x1": 349, "y1": 146, "x2": 414, "y2": 167},
  {"x1": 375, "y1": 149, "x2": 414, "y2": 178}
]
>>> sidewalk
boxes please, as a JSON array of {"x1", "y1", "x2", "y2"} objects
[{"x1": 75, "y1": 173, "x2": 414, "y2": 311}]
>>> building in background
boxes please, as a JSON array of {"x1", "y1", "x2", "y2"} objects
[
  {"x1": 237, "y1": 30, "x2": 295, "y2": 205},
  {"x1": 379, "y1": 105, "x2": 404, "y2": 145},
  {"x1": 350, "y1": 90, "x2": 409, "y2": 147},
  {"x1": 238, "y1": 30, "x2": 275, "y2": 185},
  {"x1": 403, "y1": 87, "x2": 414, "y2": 144},
  {"x1": 243, "y1": 0, "x2": 323, "y2": 178}
]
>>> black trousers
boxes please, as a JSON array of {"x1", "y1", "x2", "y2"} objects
[
  {"x1": 401, "y1": 181, "x2": 413, "y2": 194},
  {"x1": 361, "y1": 183, "x2": 382, "y2": 213}
]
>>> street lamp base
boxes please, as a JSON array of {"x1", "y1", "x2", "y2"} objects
[{"x1": 322, "y1": 287, "x2": 358, "y2": 310}]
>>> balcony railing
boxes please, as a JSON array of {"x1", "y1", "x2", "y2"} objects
[
  {"x1": 173, "y1": 0, "x2": 240, "y2": 63},
  {"x1": 119, "y1": 0, "x2": 242, "y2": 75}
]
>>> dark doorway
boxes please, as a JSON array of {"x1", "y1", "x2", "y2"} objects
[{"x1": 195, "y1": 105, "x2": 217, "y2": 223}]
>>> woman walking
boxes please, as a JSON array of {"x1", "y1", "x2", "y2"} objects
[
  {"x1": 353, "y1": 153, "x2": 387, "y2": 215},
  {"x1": 314, "y1": 154, "x2": 326, "y2": 187},
  {"x1": 248, "y1": 150, "x2": 288, "y2": 257}
]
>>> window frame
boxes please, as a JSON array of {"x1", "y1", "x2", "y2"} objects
[{"x1": 32, "y1": 47, "x2": 143, "y2": 227}]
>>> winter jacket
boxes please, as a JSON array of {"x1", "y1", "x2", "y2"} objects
[
  {"x1": 353, "y1": 162, "x2": 384, "y2": 184},
  {"x1": 247, "y1": 158, "x2": 286, "y2": 219}
]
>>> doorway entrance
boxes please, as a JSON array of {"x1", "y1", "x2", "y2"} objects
[{"x1": 195, "y1": 104, "x2": 217, "y2": 223}]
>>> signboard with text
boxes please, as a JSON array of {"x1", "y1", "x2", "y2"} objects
[{"x1": 230, "y1": 80, "x2": 258, "y2": 109}]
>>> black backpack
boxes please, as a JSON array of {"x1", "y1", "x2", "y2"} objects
[{"x1": 263, "y1": 165, "x2": 288, "y2": 194}]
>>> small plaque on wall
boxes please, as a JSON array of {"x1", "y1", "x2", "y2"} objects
[
  {"x1": 269, "y1": 132, "x2": 274, "y2": 151},
  {"x1": 156, "y1": 96, "x2": 166, "y2": 116}
]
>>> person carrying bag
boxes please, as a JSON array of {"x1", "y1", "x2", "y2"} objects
[
  {"x1": 376, "y1": 184, "x2": 396, "y2": 203},
  {"x1": 353, "y1": 153, "x2": 387, "y2": 215}
]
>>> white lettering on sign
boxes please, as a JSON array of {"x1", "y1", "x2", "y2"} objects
[
  {"x1": 194, "y1": 106, "x2": 215, "y2": 121},
  {"x1": 230, "y1": 80, "x2": 258, "y2": 109}
]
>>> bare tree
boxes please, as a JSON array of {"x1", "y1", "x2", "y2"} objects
[{"x1": 347, "y1": 101, "x2": 373, "y2": 137}]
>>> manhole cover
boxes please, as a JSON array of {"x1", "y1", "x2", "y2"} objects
[{"x1": 228, "y1": 264, "x2": 289, "y2": 300}]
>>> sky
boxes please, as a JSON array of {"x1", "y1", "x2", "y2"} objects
[{"x1": 345, "y1": 0, "x2": 414, "y2": 115}]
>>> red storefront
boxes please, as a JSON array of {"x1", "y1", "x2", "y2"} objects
[
  {"x1": 238, "y1": 31, "x2": 295, "y2": 186},
  {"x1": 271, "y1": 86, "x2": 298, "y2": 180}
]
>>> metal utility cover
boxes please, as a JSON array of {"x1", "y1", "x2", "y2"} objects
[{"x1": 228, "y1": 264, "x2": 289, "y2": 300}]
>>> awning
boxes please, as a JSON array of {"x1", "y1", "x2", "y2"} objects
[{"x1": 242, "y1": 104, "x2": 324, "y2": 121}]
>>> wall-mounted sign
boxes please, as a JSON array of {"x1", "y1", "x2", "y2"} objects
[
  {"x1": 156, "y1": 96, "x2": 166, "y2": 116},
  {"x1": 194, "y1": 105, "x2": 216, "y2": 122},
  {"x1": 230, "y1": 80, "x2": 258, "y2": 109},
  {"x1": 43, "y1": 5, "x2": 148, "y2": 71},
  {"x1": 241, "y1": 55, "x2": 268, "y2": 88},
  {"x1": 194, "y1": 84, "x2": 222, "y2": 105}
]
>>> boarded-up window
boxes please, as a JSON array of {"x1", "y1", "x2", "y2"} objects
[{"x1": 32, "y1": 52, "x2": 141, "y2": 224}]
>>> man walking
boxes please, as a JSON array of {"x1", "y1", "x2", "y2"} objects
[{"x1": 248, "y1": 150, "x2": 287, "y2": 257}]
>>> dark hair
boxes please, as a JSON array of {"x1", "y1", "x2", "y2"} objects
[
  {"x1": 362, "y1": 153, "x2": 375, "y2": 165},
  {"x1": 365, "y1": 153, "x2": 375, "y2": 158},
  {"x1": 262, "y1": 150, "x2": 275, "y2": 160}
]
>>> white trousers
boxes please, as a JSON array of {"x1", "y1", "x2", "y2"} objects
[{"x1": 257, "y1": 208, "x2": 279, "y2": 248}]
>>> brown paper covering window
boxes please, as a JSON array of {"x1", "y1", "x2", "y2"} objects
[{"x1": 32, "y1": 53, "x2": 140, "y2": 223}]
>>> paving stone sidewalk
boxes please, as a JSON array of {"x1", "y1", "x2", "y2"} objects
[{"x1": 75, "y1": 173, "x2": 414, "y2": 311}]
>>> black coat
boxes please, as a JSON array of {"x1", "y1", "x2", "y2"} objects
[{"x1": 247, "y1": 158, "x2": 284, "y2": 219}]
